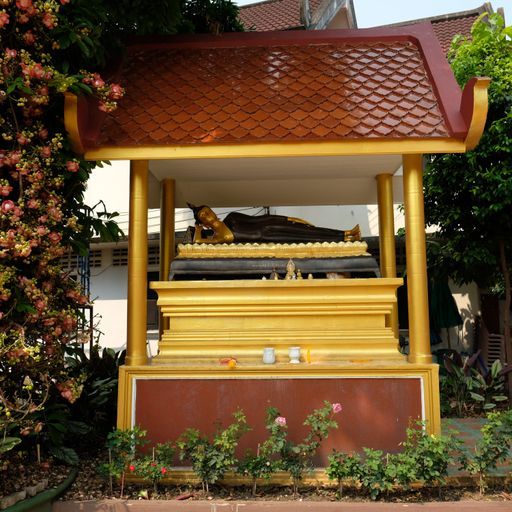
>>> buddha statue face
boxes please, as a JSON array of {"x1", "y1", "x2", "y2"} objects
[{"x1": 196, "y1": 206, "x2": 218, "y2": 228}]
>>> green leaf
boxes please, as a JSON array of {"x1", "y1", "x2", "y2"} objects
[
  {"x1": 0, "y1": 437, "x2": 21, "y2": 454},
  {"x1": 49, "y1": 446, "x2": 80, "y2": 465}
]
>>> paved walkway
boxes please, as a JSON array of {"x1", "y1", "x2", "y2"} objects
[
  {"x1": 53, "y1": 500, "x2": 512, "y2": 512},
  {"x1": 53, "y1": 500, "x2": 512, "y2": 511}
]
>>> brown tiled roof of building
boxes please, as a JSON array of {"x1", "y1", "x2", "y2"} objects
[
  {"x1": 240, "y1": 1, "x2": 492, "y2": 55},
  {"x1": 382, "y1": 3, "x2": 494, "y2": 55},
  {"x1": 239, "y1": 0, "x2": 324, "y2": 31},
  {"x1": 431, "y1": 14, "x2": 479, "y2": 54}
]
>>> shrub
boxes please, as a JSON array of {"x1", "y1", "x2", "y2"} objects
[
  {"x1": 133, "y1": 443, "x2": 174, "y2": 495},
  {"x1": 177, "y1": 409, "x2": 249, "y2": 493},
  {"x1": 440, "y1": 351, "x2": 510, "y2": 416},
  {"x1": 461, "y1": 409, "x2": 512, "y2": 494},
  {"x1": 401, "y1": 421, "x2": 460, "y2": 495},
  {"x1": 326, "y1": 451, "x2": 362, "y2": 498},
  {"x1": 330, "y1": 421, "x2": 460, "y2": 500},
  {"x1": 238, "y1": 406, "x2": 287, "y2": 495},
  {"x1": 277, "y1": 401, "x2": 341, "y2": 496},
  {"x1": 100, "y1": 426, "x2": 148, "y2": 497}
]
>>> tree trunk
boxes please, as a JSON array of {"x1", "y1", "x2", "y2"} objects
[{"x1": 498, "y1": 240, "x2": 512, "y2": 401}]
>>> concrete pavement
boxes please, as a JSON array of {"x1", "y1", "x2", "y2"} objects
[{"x1": 53, "y1": 499, "x2": 512, "y2": 512}]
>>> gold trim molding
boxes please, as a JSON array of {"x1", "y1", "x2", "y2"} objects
[
  {"x1": 82, "y1": 138, "x2": 468, "y2": 160},
  {"x1": 177, "y1": 241, "x2": 369, "y2": 259}
]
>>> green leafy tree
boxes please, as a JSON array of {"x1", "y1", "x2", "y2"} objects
[{"x1": 423, "y1": 13, "x2": 512, "y2": 376}]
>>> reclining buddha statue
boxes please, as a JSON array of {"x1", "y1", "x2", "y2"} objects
[{"x1": 188, "y1": 204, "x2": 361, "y2": 244}]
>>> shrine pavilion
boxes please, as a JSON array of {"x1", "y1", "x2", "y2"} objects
[{"x1": 64, "y1": 24, "x2": 488, "y2": 465}]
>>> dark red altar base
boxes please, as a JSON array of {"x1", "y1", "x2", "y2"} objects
[{"x1": 135, "y1": 377, "x2": 422, "y2": 464}]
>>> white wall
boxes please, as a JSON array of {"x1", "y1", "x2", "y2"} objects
[{"x1": 85, "y1": 162, "x2": 475, "y2": 356}]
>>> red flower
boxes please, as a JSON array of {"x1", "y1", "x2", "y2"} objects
[
  {"x1": 40, "y1": 146, "x2": 51, "y2": 158},
  {"x1": 0, "y1": 185, "x2": 13, "y2": 197},
  {"x1": 129, "y1": 464, "x2": 135, "y2": 472},
  {"x1": 42, "y1": 13, "x2": 55, "y2": 29},
  {"x1": 161, "y1": 467, "x2": 167, "y2": 475},
  {"x1": 17, "y1": 134, "x2": 29, "y2": 145},
  {"x1": 16, "y1": 0, "x2": 33, "y2": 10},
  {"x1": 23, "y1": 30, "x2": 35, "y2": 45},
  {"x1": 48, "y1": 232, "x2": 62, "y2": 244},
  {"x1": 109, "y1": 83, "x2": 123, "y2": 100},
  {"x1": 66, "y1": 161, "x2": 79, "y2": 172},
  {"x1": 1, "y1": 200, "x2": 14, "y2": 214},
  {"x1": 0, "y1": 11, "x2": 10, "y2": 28}
]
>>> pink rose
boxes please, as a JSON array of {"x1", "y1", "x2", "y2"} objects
[
  {"x1": 275, "y1": 416, "x2": 286, "y2": 426},
  {"x1": 332, "y1": 403, "x2": 342, "y2": 414}
]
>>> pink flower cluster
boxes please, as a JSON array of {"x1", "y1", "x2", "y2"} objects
[
  {"x1": 275, "y1": 416, "x2": 287, "y2": 426},
  {"x1": 332, "y1": 403, "x2": 342, "y2": 414}
]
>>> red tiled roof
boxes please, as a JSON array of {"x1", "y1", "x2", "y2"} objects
[
  {"x1": 70, "y1": 26, "x2": 476, "y2": 154},
  {"x1": 93, "y1": 27, "x2": 464, "y2": 148},
  {"x1": 239, "y1": 0, "x2": 324, "y2": 31}
]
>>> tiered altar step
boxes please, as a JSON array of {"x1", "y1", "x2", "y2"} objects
[{"x1": 150, "y1": 278, "x2": 403, "y2": 364}]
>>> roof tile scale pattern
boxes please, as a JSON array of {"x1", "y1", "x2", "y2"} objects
[
  {"x1": 239, "y1": 0, "x2": 324, "y2": 32},
  {"x1": 98, "y1": 40, "x2": 450, "y2": 147}
]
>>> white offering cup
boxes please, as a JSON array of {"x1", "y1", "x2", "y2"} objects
[
  {"x1": 263, "y1": 347, "x2": 276, "y2": 364},
  {"x1": 289, "y1": 346, "x2": 301, "y2": 364}
]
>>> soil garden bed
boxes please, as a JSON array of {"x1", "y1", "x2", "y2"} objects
[{"x1": 3, "y1": 450, "x2": 511, "y2": 505}]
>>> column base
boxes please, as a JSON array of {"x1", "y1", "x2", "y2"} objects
[
  {"x1": 408, "y1": 353, "x2": 433, "y2": 364},
  {"x1": 125, "y1": 354, "x2": 148, "y2": 366}
]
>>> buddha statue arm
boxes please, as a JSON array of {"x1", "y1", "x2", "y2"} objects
[{"x1": 193, "y1": 220, "x2": 235, "y2": 244}]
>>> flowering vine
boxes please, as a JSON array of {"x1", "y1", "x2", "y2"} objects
[{"x1": 0, "y1": 0, "x2": 123, "y2": 446}]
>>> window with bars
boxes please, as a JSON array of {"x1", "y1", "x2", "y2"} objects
[
  {"x1": 112, "y1": 246, "x2": 160, "y2": 267},
  {"x1": 148, "y1": 246, "x2": 160, "y2": 266},
  {"x1": 112, "y1": 248, "x2": 128, "y2": 266},
  {"x1": 89, "y1": 249, "x2": 102, "y2": 268}
]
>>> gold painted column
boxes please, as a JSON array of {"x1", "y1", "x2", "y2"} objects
[
  {"x1": 159, "y1": 179, "x2": 175, "y2": 334},
  {"x1": 126, "y1": 160, "x2": 149, "y2": 366},
  {"x1": 377, "y1": 173, "x2": 399, "y2": 337},
  {"x1": 403, "y1": 155, "x2": 432, "y2": 364}
]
